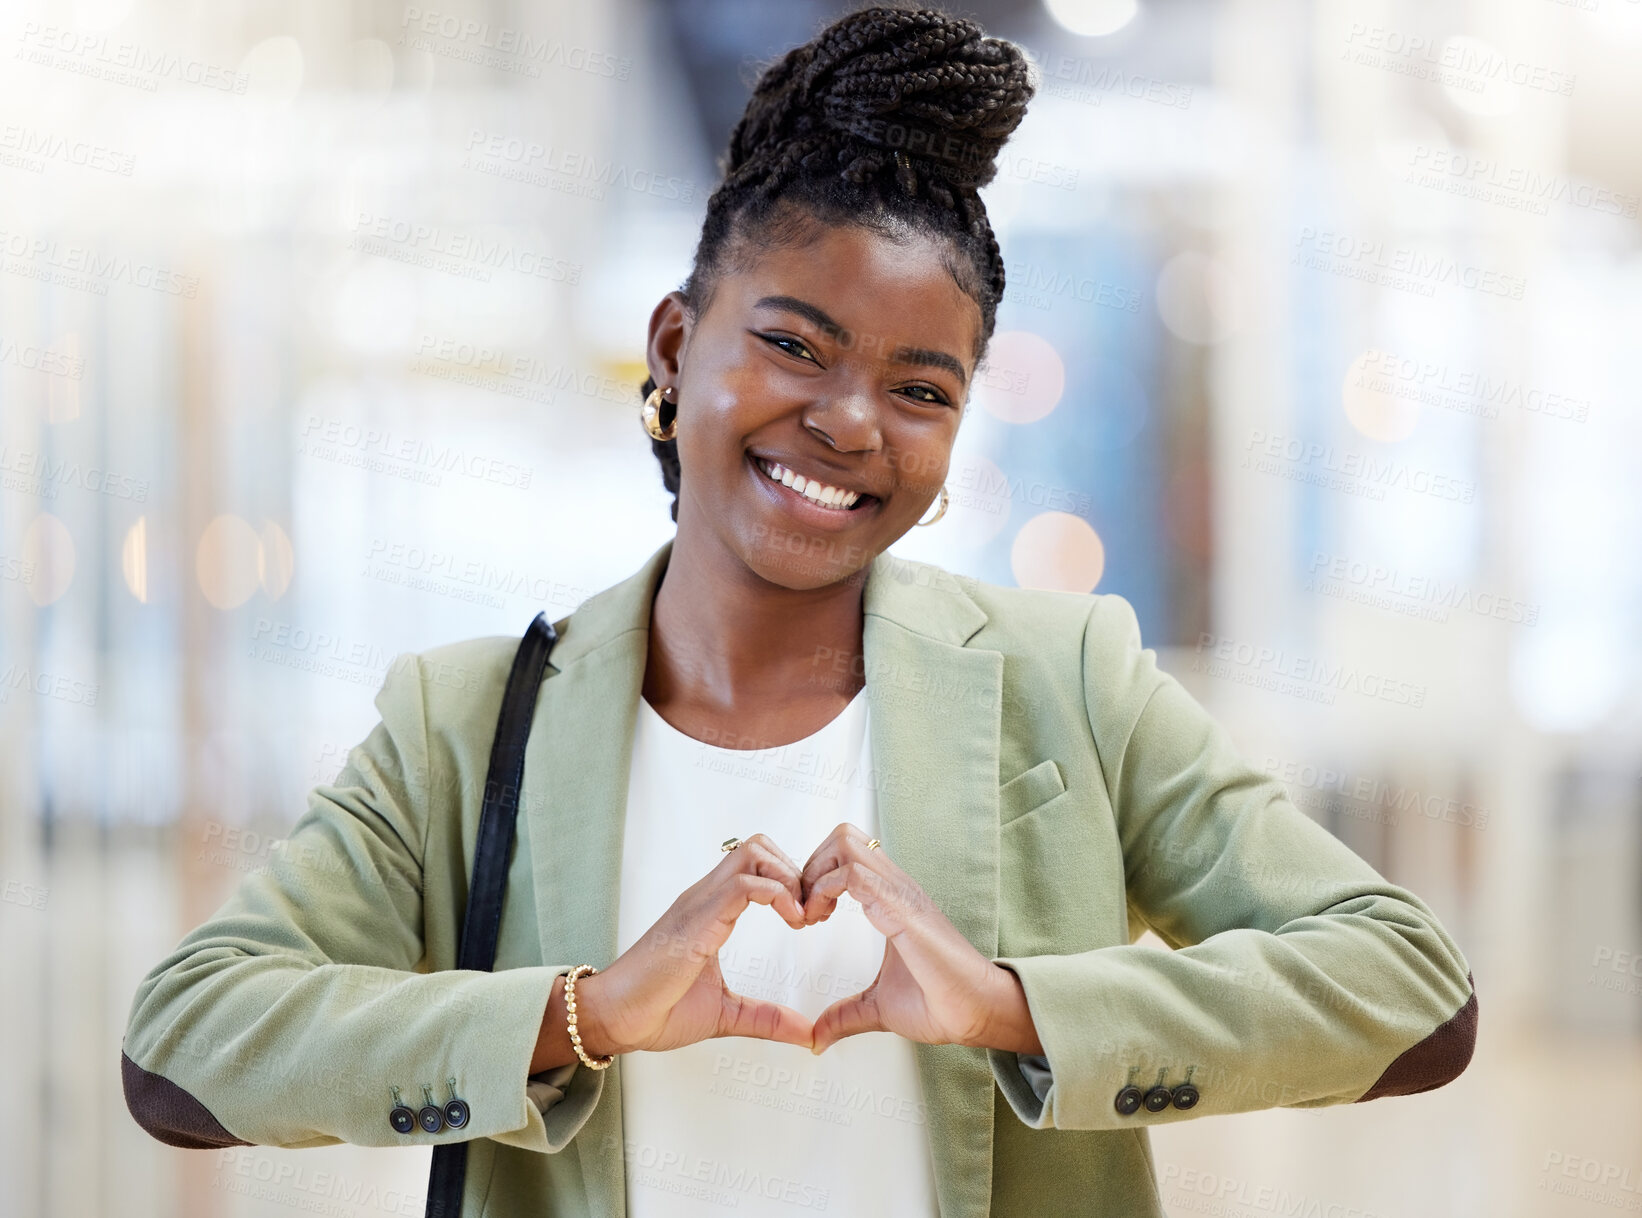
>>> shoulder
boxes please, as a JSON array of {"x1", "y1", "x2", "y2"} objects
[
  {"x1": 362, "y1": 631, "x2": 541, "y2": 816},
  {"x1": 894, "y1": 554, "x2": 1147, "y2": 664},
  {"x1": 970, "y1": 580, "x2": 1141, "y2": 654},
  {"x1": 378, "y1": 585, "x2": 595, "y2": 728},
  {"x1": 376, "y1": 633, "x2": 521, "y2": 698},
  {"x1": 371, "y1": 632, "x2": 525, "y2": 759},
  {"x1": 416, "y1": 632, "x2": 525, "y2": 688},
  {"x1": 895, "y1": 555, "x2": 1161, "y2": 729}
]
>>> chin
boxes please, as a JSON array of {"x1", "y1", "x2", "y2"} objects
[{"x1": 741, "y1": 533, "x2": 872, "y2": 590}]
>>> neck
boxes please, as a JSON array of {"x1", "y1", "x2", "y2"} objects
[{"x1": 643, "y1": 524, "x2": 870, "y2": 713}]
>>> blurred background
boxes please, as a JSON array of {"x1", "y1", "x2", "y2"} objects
[{"x1": 1, "y1": 0, "x2": 1638, "y2": 1214}]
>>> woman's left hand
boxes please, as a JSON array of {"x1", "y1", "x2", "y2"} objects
[{"x1": 799, "y1": 822, "x2": 1033, "y2": 1056}]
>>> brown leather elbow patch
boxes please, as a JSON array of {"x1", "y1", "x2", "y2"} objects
[
  {"x1": 1356, "y1": 970, "x2": 1477, "y2": 1102},
  {"x1": 122, "y1": 1050, "x2": 251, "y2": 1149}
]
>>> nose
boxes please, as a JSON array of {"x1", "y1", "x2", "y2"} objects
[{"x1": 803, "y1": 382, "x2": 882, "y2": 454}]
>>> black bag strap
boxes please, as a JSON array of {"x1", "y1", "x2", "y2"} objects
[{"x1": 425, "y1": 611, "x2": 558, "y2": 1218}]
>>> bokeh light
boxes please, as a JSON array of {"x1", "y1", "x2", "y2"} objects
[
  {"x1": 22, "y1": 514, "x2": 75, "y2": 607},
  {"x1": 1009, "y1": 511, "x2": 1107, "y2": 592},
  {"x1": 1044, "y1": 0, "x2": 1140, "y2": 38},
  {"x1": 973, "y1": 330, "x2": 1066, "y2": 424},
  {"x1": 196, "y1": 515, "x2": 263, "y2": 610}
]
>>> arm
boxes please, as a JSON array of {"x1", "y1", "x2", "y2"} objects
[
  {"x1": 987, "y1": 594, "x2": 1477, "y2": 1130},
  {"x1": 120, "y1": 652, "x2": 604, "y2": 1153}
]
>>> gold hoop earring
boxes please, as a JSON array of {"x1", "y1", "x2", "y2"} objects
[
  {"x1": 641, "y1": 385, "x2": 677, "y2": 442},
  {"x1": 914, "y1": 485, "x2": 950, "y2": 527}
]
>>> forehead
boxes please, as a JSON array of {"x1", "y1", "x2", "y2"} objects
[{"x1": 719, "y1": 221, "x2": 981, "y2": 367}]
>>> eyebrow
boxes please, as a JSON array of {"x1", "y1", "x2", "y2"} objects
[{"x1": 753, "y1": 294, "x2": 969, "y2": 385}]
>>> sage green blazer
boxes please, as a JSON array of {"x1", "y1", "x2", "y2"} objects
[{"x1": 122, "y1": 536, "x2": 1477, "y2": 1217}]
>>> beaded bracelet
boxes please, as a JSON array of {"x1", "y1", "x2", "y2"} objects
[{"x1": 564, "y1": 964, "x2": 614, "y2": 1070}]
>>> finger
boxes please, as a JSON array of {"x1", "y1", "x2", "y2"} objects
[
  {"x1": 810, "y1": 988, "x2": 881, "y2": 1055},
  {"x1": 798, "y1": 822, "x2": 882, "y2": 892},
  {"x1": 716, "y1": 987, "x2": 815, "y2": 1051},
  {"x1": 798, "y1": 822, "x2": 867, "y2": 902},
  {"x1": 722, "y1": 838, "x2": 803, "y2": 910},
  {"x1": 802, "y1": 855, "x2": 884, "y2": 922},
  {"x1": 802, "y1": 864, "x2": 845, "y2": 924},
  {"x1": 742, "y1": 831, "x2": 803, "y2": 879},
  {"x1": 715, "y1": 870, "x2": 807, "y2": 931},
  {"x1": 805, "y1": 860, "x2": 922, "y2": 933},
  {"x1": 735, "y1": 833, "x2": 804, "y2": 912}
]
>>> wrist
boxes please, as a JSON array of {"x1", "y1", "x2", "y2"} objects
[
  {"x1": 530, "y1": 973, "x2": 574, "y2": 1074},
  {"x1": 529, "y1": 969, "x2": 618, "y2": 1075},
  {"x1": 566, "y1": 968, "x2": 618, "y2": 1063},
  {"x1": 974, "y1": 963, "x2": 1045, "y2": 1056}
]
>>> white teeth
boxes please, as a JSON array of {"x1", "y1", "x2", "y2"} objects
[{"x1": 756, "y1": 458, "x2": 861, "y2": 509}]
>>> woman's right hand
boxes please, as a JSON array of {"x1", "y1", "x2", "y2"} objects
[{"x1": 571, "y1": 833, "x2": 814, "y2": 1056}]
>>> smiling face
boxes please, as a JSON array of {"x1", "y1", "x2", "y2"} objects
[{"x1": 646, "y1": 211, "x2": 983, "y2": 591}]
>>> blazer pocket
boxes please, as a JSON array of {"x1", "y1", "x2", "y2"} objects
[{"x1": 998, "y1": 758, "x2": 1067, "y2": 828}]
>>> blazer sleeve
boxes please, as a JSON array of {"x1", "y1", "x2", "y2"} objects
[
  {"x1": 120, "y1": 651, "x2": 604, "y2": 1154},
  {"x1": 988, "y1": 593, "x2": 1477, "y2": 1130}
]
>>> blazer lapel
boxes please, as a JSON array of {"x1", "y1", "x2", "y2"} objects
[
  {"x1": 524, "y1": 544, "x2": 658, "y2": 1214},
  {"x1": 862, "y1": 559, "x2": 1002, "y2": 1218},
  {"x1": 524, "y1": 537, "x2": 1001, "y2": 1218}
]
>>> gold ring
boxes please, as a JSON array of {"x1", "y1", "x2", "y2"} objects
[
  {"x1": 721, "y1": 836, "x2": 744, "y2": 852},
  {"x1": 866, "y1": 838, "x2": 880, "y2": 851}
]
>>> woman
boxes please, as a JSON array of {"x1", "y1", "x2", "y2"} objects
[{"x1": 122, "y1": 7, "x2": 1477, "y2": 1216}]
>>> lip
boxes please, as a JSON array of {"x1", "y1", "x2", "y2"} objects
[
  {"x1": 749, "y1": 451, "x2": 879, "y2": 499},
  {"x1": 746, "y1": 451, "x2": 881, "y2": 532}
]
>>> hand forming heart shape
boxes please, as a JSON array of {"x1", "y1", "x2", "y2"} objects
[{"x1": 562, "y1": 823, "x2": 1040, "y2": 1061}]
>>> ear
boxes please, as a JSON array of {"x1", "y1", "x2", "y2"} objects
[{"x1": 645, "y1": 290, "x2": 692, "y2": 393}]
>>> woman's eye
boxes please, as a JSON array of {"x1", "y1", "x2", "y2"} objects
[
  {"x1": 757, "y1": 332, "x2": 948, "y2": 404},
  {"x1": 761, "y1": 333, "x2": 817, "y2": 363}
]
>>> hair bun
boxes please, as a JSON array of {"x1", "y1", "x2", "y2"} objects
[{"x1": 727, "y1": 6, "x2": 1036, "y2": 198}]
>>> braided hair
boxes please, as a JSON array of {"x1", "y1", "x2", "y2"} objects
[{"x1": 642, "y1": 4, "x2": 1036, "y2": 522}]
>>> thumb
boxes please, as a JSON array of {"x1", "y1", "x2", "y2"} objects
[
  {"x1": 810, "y1": 989, "x2": 881, "y2": 1056},
  {"x1": 716, "y1": 988, "x2": 815, "y2": 1051}
]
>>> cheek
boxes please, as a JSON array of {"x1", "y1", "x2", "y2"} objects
[
  {"x1": 885, "y1": 439, "x2": 951, "y2": 499},
  {"x1": 683, "y1": 368, "x2": 797, "y2": 458},
  {"x1": 674, "y1": 380, "x2": 759, "y2": 483},
  {"x1": 721, "y1": 359, "x2": 801, "y2": 412}
]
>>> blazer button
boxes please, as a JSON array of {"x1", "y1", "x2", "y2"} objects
[
  {"x1": 1172, "y1": 1069, "x2": 1200, "y2": 1111},
  {"x1": 1114, "y1": 1085, "x2": 1143, "y2": 1116},
  {"x1": 388, "y1": 1088, "x2": 416, "y2": 1135},
  {"x1": 418, "y1": 1084, "x2": 446, "y2": 1133},
  {"x1": 443, "y1": 1079, "x2": 470, "y2": 1130},
  {"x1": 1142, "y1": 1069, "x2": 1173, "y2": 1112}
]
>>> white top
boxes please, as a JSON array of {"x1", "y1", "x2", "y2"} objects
[{"x1": 614, "y1": 687, "x2": 943, "y2": 1217}]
